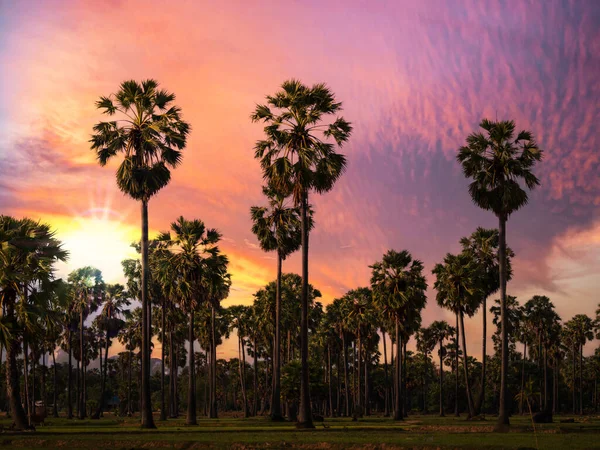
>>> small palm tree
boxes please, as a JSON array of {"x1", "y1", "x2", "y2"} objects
[
  {"x1": 250, "y1": 186, "x2": 309, "y2": 420},
  {"x1": 92, "y1": 283, "x2": 130, "y2": 419},
  {"x1": 370, "y1": 249, "x2": 427, "y2": 421},
  {"x1": 433, "y1": 252, "x2": 483, "y2": 418},
  {"x1": 252, "y1": 80, "x2": 352, "y2": 429},
  {"x1": 157, "y1": 216, "x2": 229, "y2": 425},
  {"x1": 457, "y1": 119, "x2": 543, "y2": 429},
  {"x1": 428, "y1": 321, "x2": 455, "y2": 416},
  {"x1": 460, "y1": 228, "x2": 513, "y2": 415},
  {"x1": 91, "y1": 79, "x2": 190, "y2": 429},
  {"x1": 68, "y1": 267, "x2": 103, "y2": 419},
  {"x1": 514, "y1": 379, "x2": 540, "y2": 450}
]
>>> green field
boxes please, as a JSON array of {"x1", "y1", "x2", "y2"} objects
[{"x1": 1, "y1": 414, "x2": 599, "y2": 449}]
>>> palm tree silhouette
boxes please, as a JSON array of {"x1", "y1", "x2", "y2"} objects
[
  {"x1": 91, "y1": 79, "x2": 190, "y2": 429},
  {"x1": 252, "y1": 80, "x2": 352, "y2": 429},
  {"x1": 457, "y1": 119, "x2": 543, "y2": 429}
]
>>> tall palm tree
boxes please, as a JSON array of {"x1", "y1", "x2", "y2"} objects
[
  {"x1": 433, "y1": 252, "x2": 482, "y2": 418},
  {"x1": 252, "y1": 80, "x2": 352, "y2": 429},
  {"x1": 250, "y1": 186, "x2": 309, "y2": 420},
  {"x1": 457, "y1": 119, "x2": 543, "y2": 429},
  {"x1": 370, "y1": 250, "x2": 428, "y2": 421},
  {"x1": 460, "y1": 228, "x2": 513, "y2": 415},
  {"x1": 157, "y1": 216, "x2": 229, "y2": 425},
  {"x1": 92, "y1": 283, "x2": 130, "y2": 419},
  {"x1": 91, "y1": 79, "x2": 190, "y2": 429},
  {"x1": 0, "y1": 216, "x2": 68, "y2": 430},
  {"x1": 428, "y1": 321, "x2": 454, "y2": 416}
]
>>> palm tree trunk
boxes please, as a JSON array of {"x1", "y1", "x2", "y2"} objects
[
  {"x1": 356, "y1": 329, "x2": 361, "y2": 412},
  {"x1": 343, "y1": 333, "x2": 350, "y2": 417},
  {"x1": 187, "y1": 313, "x2": 197, "y2": 425},
  {"x1": 67, "y1": 331, "x2": 73, "y2": 419},
  {"x1": 520, "y1": 343, "x2": 526, "y2": 415},
  {"x1": 52, "y1": 350, "x2": 59, "y2": 418},
  {"x1": 475, "y1": 297, "x2": 487, "y2": 415},
  {"x1": 140, "y1": 198, "x2": 156, "y2": 428},
  {"x1": 543, "y1": 346, "x2": 549, "y2": 412},
  {"x1": 459, "y1": 311, "x2": 475, "y2": 418},
  {"x1": 328, "y1": 344, "x2": 334, "y2": 417},
  {"x1": 204, "y1": 348, "x2": 209, "y2": 416},
  {"x1": 298, "y1": 192, "x2": 313, "y2": 428},
  {"x1": 336, "y1": 350, "x2": 341, "y2": 416},
  {"x1": 579, "y1": 343, "x2": 583, "y2": 415},
  {"x1": 383, "y1": 330, "x2": 390, "y2": 417},
  {"x1": 23, "y1": 339, "x2": 31, "y2": 425},
  {"x1": 5, "y1": 293, "x2": 29, "y2": 430},
  {"x1": 160, "y1": 299, "x2": 166, "y2": 421},
  {"x1": 79, "y1": 308, "x2": 85, "y2": 419},
  {"x1": 239, "y1": 336, "x2": 249, "y2": 417},
  {"x1": 394, "y1": 316, "x2": 403, "y2": 420},
  {"x1": 364, "y1": 347, "x2": 370, "y2": 415},
  {"x1": 455, "y1": 312, "x2": 459, "y2": 417},
  {"x1": 496, "y1": 213, "x2": 510, "y2": 429},
  {"x1": 572, "y1": 345, "x2": 576, "y2": 414},
  {"x1": 93, "y1": 328, "x2": 111, "y2": 419},
  {"x1": 253, "y1": 334, "x2": 258, "y2": 416},
  {"x1": 439, "y1": 339, "x2": 445, "y2": 416},
  {"x1": 42, "y1": 352, "x2": 47, "y2": 415},
  {"x1": 209, "y1": 306, "x2": 218, "y2": 418},
  {"x1": 128, "y1": 349, "x2": 132, "y2": 417},
  {"x1": 169, "y1": 330, "x2": 176, "y2": 418},
  {"x1": 403, "y1": 341, "x2": 408, "y2": 417},
  {"x1": 423, "y1": 351, "x2": 428, "y2": 414},
  {"x1": 271, "y1": 251, "x2": 283, "y2": 420}
]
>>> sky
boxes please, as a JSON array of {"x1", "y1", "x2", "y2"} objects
[{"x1": 1, "y1": 0, "x2": 599, "y2": 361}]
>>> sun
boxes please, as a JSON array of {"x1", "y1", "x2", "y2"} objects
[{"x1": 52, "y1": 208, "x2": 140, "y2": 283}]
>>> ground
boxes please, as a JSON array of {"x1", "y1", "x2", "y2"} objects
[{"x1": 1, "y1": 413, "x2": 599, "y2": 449}]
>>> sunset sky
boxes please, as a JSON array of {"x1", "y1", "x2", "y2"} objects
[{"x1": 1, "y1": 0, "x2": 599, "y2": 360}]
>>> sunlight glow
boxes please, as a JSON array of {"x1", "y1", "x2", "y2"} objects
[{"x1": 53, "y1": 209, "x2": 140, "y2": 283}]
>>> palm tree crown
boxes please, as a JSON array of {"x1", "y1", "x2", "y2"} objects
[
  {"x1": 457, "y1": 119, "x2": 543, "y2": 218},
  {"x1": 251, "y1": 79, "x2": 352, "y2": 205},
  {"x1": 90, "y1": 79, "x2": 190, "y2": 201}
]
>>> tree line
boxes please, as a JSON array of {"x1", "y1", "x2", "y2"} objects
[{"x1": 1, "y1": 79, "x2": 598, "y2": 432}]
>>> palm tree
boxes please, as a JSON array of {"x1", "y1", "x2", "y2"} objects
[
  {"x1": 228, "y1": 305, "x2": 251, "y2": 417},
  {"x1": 416, "y1": 327, "x2": 435, "y2": 414},
  {"x1": 566, "y1": 315, "x2": 594, "y2": 414},
  {"x1": 252, "y1": 80, "x2": 352, "y2": 429},
  {"x1": 250, "y1": 186, "x2": 307, "y2": 421},
  {"x1": 91, "y1": 79, "x2": 190, "y2": 429},
  {"x1": 370, "y1": 250, "x2": 428, "y2": 421},
  {"x1": 460, "y1": 228, "x2": 513, "y2": 415},
  {"x1": 68, "y1": 267, "x2": 103, "y2": 419},
  {"x1": 522, "y1": 295, "x2": 560, "y2": 413},
  {"x1": 433, "y1": 252, "x2": 482, "y2": 418},
  {"x1": 428, "y1": 321, "x2": 454, "y2": 416},
  {"x1": 457, "y1": 119, "x2": 543, "y2": 429},
  {"x1": 0, "y1": 216, "x2": 68, "y2": 430},
  {"x1": 92, "y1": 283, "x2": 130, "y2": 419},
  {"x1": 157, "y1": 216, "x2": 229, "y2": 425},
  {"x1": 118, "y1": 307, "x2": 142, "y2": 417}
]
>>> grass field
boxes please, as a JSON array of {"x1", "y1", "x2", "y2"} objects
[{"x1": 1, "y1": 413, "x2": 599, "y2": 449}]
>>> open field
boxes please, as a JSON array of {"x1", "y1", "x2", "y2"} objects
[{"x1": 1, "y1": 414, "x2": 599, "y2": 449}]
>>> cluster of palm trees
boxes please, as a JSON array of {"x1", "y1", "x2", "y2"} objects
[{"x1": 2, "y1": 78, "x2": 599, "y2": 433}]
